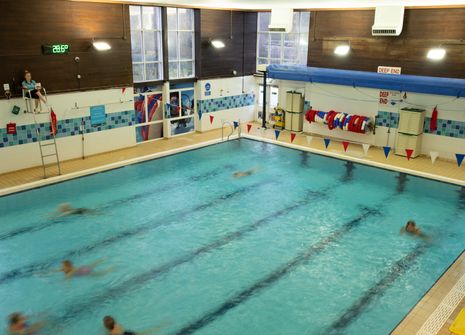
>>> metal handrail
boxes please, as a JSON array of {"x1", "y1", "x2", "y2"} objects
[{"x1": 221, "y1": 120, "x2": 234, "y2": 141}]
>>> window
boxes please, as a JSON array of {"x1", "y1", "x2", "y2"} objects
[
  {"x1": 256, "y1": 12, "x2": 310, "y2": 68},
  {"x1": 130, "y1": 6, "x2": 163, "y2": 82},
  {"x1": 167, "y1": 8, "x2": 195, "y2": 79}
]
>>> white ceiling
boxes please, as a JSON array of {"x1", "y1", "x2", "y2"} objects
[{"x1": 123, "y1": 0, "x2": 465, "y2": 9}]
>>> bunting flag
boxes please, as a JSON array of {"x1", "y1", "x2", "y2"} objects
[
  {"x1": 324, "y1": 138, "x2": 330, "y2": 149},
  {"x1": 362, "y1": 144, "x2": 370, "y2": 156},
  {"x1": 290, "y1": 133, "x2": 296, "y2": 143},
  {"x1": 198, "y1": 111, "x2": 203, "y2": 120},
  {"x1": 306, "y1": 136, "x2": 313, "y2": 145},
  {"x1": 456, "y1": 154, "x2": 465, "y2": 167},
  {"x1": 405, "y1": 149, "x2": 414, "y2": 161},
  {"x1": 383, "y1": 146, "x2": 391, "y2": 158},
  {"x1": 247, "y1": 124, "x2": 252, "y2": 133},
  {"x1": 209, "y1": 115, "x2": 214, "y2": 124},
  {"x1": 275, "y1": 130, "x2": 281, "y2": 140},
  {"x1": 430, "y1": 151, "x2": 439, "y2": 164},
  {"x1": 260, "y1": 128, "x2": 266, "y2": 137},
  {"x1": 342, "y1": 141, "x2": 349, "y2": 152},
  {"x1": 121, "y1": 87, "x2": 126, "y2": 94},
  {"x1": 233, "y1": 121, "x2": 239, "y2": 129}
]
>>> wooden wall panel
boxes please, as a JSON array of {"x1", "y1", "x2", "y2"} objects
[
  {"x1": 308, "y1": 8, "x2": 465, "y2": 78},
  {"x1": 199, "y1": 9, "x2": 257, "y2": 79},
  {"x1": 0, "y1": 0, "x2": 132, "y2": 96}
]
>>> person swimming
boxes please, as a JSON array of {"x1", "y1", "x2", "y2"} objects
[
  {"x1": 400, "y1": 220, "x2": 428, "y2": 239},
  {"x1": 104, "y1": 316, "x2": 136, "y2": 335},
  {"x1": 8, "y1": 312, "x2": 44, "y2": 335},
  {"x1": 61, "y1": 259, "x2": 110, "y2": 279},
  {"x1": 55, "y1": 203, "x2": 93, "y2": 217},
  {"x1": 233, "y1": 168, "x2": 258, "y2": 178}
]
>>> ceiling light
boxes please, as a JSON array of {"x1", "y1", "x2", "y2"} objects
[
  {"x1": 334, "y1": 44, "x2": 350, "y2": 56},
  {"x1": 93, "y1": 41, "x2": 111, "y2": 51},
  {"x1": 427, "y1": 48, "x2": 446, "y2": 61},
  {"x1": 211, "y1": 40, "x2": 225, "y2": 49}
]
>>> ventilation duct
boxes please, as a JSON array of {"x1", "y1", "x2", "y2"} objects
[
  {"x1": 372, "y1": 6, "x2": 405, "y2": 36},
  {"x1": 269, "y1": 8, "x2": 293, "y2": 33}
]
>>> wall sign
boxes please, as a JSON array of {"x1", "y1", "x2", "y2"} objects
[
  {"x1": 90, "y1": 105, "x2": 106, "y2": 126},
  {"x1": 6, "y1": 122, "x2": 16, "y2": 135},
  {"x1": 377, "y1": 66, "x2": 401, "y2": 75},
  {"x1": 379, "y1": 90, "x2": 401, "y2": 106},
  {"x1": 205, "y1": 82, "x2": 211, "y2": 96},
  {"x1": 42, "y1": 44, "x2": 70, "y2": 55}
]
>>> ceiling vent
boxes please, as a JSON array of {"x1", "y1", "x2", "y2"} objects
[
  {"x1": 372, "y1": 6, "x2": 405, "y2": 36},
  {"x1": 269, "y1": 8, "x2": 293, "y2": 33}
]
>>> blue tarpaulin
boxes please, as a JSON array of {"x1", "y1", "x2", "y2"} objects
[{"x1": 267, "y1": 65, "x2": 465, "y2": 97}]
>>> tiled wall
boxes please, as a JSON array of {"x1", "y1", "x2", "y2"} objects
[
  {"x1": 0, "y1": 110, "x2": 135, "y2": 148},
  {"x1": 197, "y1": 93, "x2": 255, "y2": 114},
  {"x1": 376, "y1": 111, "x2": 465, "y2": 139}
]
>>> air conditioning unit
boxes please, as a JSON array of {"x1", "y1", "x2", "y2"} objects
[
  {"x1": 269, "y1": 8, "x2": 293, "y2": 33},
  {"x1": 372, "y1": 6, "x2": 405, "y2": 36}
]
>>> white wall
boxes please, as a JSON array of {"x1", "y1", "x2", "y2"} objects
[
  {"x1": 274, "y1": 79, "x2": 465, "y2": 160},
  {"x1": 0, "y1": 87, "x2": 136, "y2": 174},
  {"x1": 196, "y1": 76, "x2": 256, "y2": 132}
]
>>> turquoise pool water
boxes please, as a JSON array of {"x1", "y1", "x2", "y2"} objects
[{"x1": 0, "y1": 139, "x2": 464, "y2": 335}]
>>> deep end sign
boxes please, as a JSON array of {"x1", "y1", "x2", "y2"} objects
[{"x1": 377, "y1": 66, "x2": 401, "y2": 75}]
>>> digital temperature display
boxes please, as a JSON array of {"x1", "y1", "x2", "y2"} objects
[{"x1": 42, "y1": 44, "x2": 70, "y2": 55}]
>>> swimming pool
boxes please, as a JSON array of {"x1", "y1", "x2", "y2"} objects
[{"x1": 0, "y1": 139, "x2": 464, "y2": 335}]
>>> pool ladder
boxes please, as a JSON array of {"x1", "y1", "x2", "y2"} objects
[
  {"x1": 24, "y1": 88, "x2": 62, "y2": 178},
  {"x1": 221, "y1": 119, "x2": 241, "y2": 141}
]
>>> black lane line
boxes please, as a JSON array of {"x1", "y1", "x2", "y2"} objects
[
  {"x1": 0, "y1": 165, "x2": 235, "y2": 243},
  {"x1": 0, "y1": 180, "x2": 265, "y2": 286},
  {"x1": 52, "y1": 189, "x2": 330, "y2": 324},
  {"x1": 168, "y1": 207, "x2": 382, "y2": 335},
  {"x1": 326, "y1": 244, "x2": 427, "y2": 334}
]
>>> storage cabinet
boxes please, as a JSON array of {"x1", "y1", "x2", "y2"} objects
[
  {"x1": 395, "y1": 108, "x2": 425, "y2": 158},
  {"x1": 285, "y1": 91, "x2": 304, "y2": 132}
]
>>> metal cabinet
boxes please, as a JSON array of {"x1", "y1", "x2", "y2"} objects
[
  {"x1": 395, "y1": 108, "x2": 425, "y2": 158},
  {"x1": 285, "y1": 91, "x2": 304, "y2": 132}
]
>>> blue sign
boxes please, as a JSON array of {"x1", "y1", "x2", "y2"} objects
[
  {"x1": 90, "y1": 105, "x2": 106, "y2": 126},
  {"x1": 205, "y1": 82, "x2": 211, "y2": 96}
]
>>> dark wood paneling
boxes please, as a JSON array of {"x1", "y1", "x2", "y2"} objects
[
  {"x1": 0, "y1": 0, "x2": 132, "y2": 96},
  {"x1": 308, "y1": 8, "x2": 465, "y2": 78},
  {"x1": 199, "y1": 9, "x2": 257, "y2": 79}
]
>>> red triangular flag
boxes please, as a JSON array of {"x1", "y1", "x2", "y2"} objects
[
  {"x1": 405, "y1": 149, "x2": 414, "y2": 160},
  {"x1": 247, "y1": 124, "x2": 252, "y2": 133},
  {"x1": 342, "y1": 141, "x2": 349, "y2": 152},
  {"x1": 290, "y1": 133, "x2": 296, "y2": 143},
  {"x1": 209, "y1": 115, "x2": 214, "y2": 124},
  {"x1": 122, "y1": 87, "x2": 126, "y2": 94}
]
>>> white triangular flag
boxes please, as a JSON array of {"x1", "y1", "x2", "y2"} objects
[
  {"x1": 430, "y1": 151, "x2": 439, "y2": 164},
  {"x1": 260, "y1": 128, "x2": 266, "y2": 137},
  {"x1": 362, "y1": 144, "x2": 370, "y2": 156},
  {"x1": 306, "y1": 136, "x2": 313, "y2": 145}
]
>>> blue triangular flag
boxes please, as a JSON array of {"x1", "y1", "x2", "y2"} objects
[
  {"x1": 275, "y1": 130, "x2": 280, "y2": 140},
  {"x1": 233, "y1": 121, "x2": 239, "y2": 129},
  {"x1": 198, "y1": 110, "x2": 203, "y2": 120},
  {"x1": 166, "y1": 103, "x2": 171, "y2": 110},
  {"x1": 456, "y1": 153, "x2": 465, "y2": 167},
  {"x1": 324, "y1": 138, "x2": 330, "y2": 149},
  {"x1": 383, "y1": 146, "x2": 391, "y2": 158}
]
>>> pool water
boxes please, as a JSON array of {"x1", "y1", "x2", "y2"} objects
[{"x1": 0, "y1": 139, "x2": 464, "y2": 335}]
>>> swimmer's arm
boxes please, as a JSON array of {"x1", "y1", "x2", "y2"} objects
[
  {"x1": 400, "y1": 228, "x2": 405, "y2": 235},
  {"x1": 26, "y1": 321, "x2": 45, "y2": 334}
]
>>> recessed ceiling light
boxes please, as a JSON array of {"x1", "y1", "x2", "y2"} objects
[
  {"x1": 334, "y1": 44, "x2": 350, "y2": 56},
  {"x1": 93, "y1": 41, "x2": 111, "y2": 51},
  {"x1": 211, "y1": 40, "x2": 225, "y2": 49},
  {"x1": 427, "y1": 48, "x2": 446, "y2": 61}
]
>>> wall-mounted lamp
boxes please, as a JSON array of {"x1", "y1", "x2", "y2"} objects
[
  {"x1": 93, "y1": 41, "x2": 111, "y2": 51},
  {"x1": 334, "y1": 44, "x2": 350, "y2": 56},
  {"x1": 427, "y1": 48, "x2": 446, "y2": 61},
  {"x1": 211, "y1": 39, "x2": 225, "y2": 49}
]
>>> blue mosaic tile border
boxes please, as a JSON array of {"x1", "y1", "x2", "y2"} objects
[
  {"x1": 304, "y1": 100, "x2": 312, "y2": 111},
  {"x1": 0, "y1": 110, "x2": 135, "y2": 148},
  {"x1": 376, "y1": 111, "x2": 465, "y2": 139},
  {"x1": 197, "y1": 93, "x2": 255, "y2": 114}
]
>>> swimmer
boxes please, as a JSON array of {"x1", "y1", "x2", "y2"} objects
[
  {"x1": 233, "y1": 168, "x2": 258, "y2": 178},
  {"x1": 8, "y1": 312, "x2": 44, "y2": 335},
  {"x1": 55, "y1": 203, "x2": 93, "y2": 217},
  {"x1": 61, "y1": 259, "x2": 111, "y2": 279},
  {"x1": 400, "y1": 220, "x2": 429, "y2": 240},
  {"x1": 103, "y1": 316, "x2": 168, "y2": 335}
]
